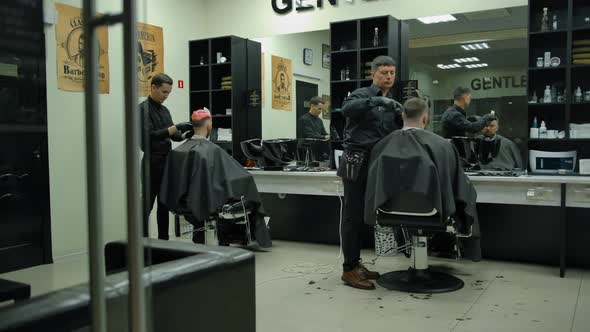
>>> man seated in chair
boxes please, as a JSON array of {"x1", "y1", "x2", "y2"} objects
[
  {"x1": 159, "y1": 109, "x2": 272, "y2": 248},
  {"x1": 365, "y1": 98, "x2": 481, "y2": 261},
  {"x1": 477, "y1": 118, "x2": 523, "y2": 171}
]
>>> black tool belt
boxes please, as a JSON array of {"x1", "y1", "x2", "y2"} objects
[{"x1": 337, "y1": 150, "x2": 367, "y2": 182}]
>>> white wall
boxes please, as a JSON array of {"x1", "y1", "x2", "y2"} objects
[
  {"x1": 45, "y1": 0, "x2": 206, "y2": 259},
  {"x1": 202, "y1": 0, "x2": 527, "y2": 38},
  {"x1": 254, "y1": 30, "x2": 331, "y2": 139}
]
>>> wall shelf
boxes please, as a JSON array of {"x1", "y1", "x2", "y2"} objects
[{"x1": 189, "y1": 36, "x2": 261, "y2": 164}]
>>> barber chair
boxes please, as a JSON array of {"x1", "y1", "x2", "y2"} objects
[
  {"x1": 451, "y1": 136, "x2": 480, "y2": 170},
  {"x1": 376, "y1": 200, "x2": 472, "y2": 293}
]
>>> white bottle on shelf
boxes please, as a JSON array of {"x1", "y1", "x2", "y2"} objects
[
  {"x1": 543, "y1": 85, "x2": 551, "y2": 103},
  {"x1": 539, "y1": 121, "x2": 548, "y2": 139},
  {"x1": 576, "y1": 86, "x2": 583, "y2": 103}
]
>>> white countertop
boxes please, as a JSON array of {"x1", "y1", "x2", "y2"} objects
[{"x1": 248, "y1": 170, "x2": 590, "y2": 185}]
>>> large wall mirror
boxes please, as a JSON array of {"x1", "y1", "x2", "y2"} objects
[{"x1": 253, "y1": 6, "x2": 528, "y2": 157}]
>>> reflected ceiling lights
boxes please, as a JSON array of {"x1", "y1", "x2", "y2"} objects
[
  {"x1": 465, "y1": 63, "x2": 489, "y2": 69},
  {"x1": 454, "y1": 57, "x2": 480, "y2": 63},
  {"x1": 417, "y1": 14, "x2": 457, "y2": 24},
  {"x1": 461, "y1": 43, "x2": 490, "y2": 50},
  {"x1": 437, "y1": 63, "x2": 461, "y2": 70}
]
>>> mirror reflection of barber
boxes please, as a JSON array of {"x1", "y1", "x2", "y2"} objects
[
  {"x1": 298, "y1": 96, "x2": 329, "y2": 139},
  {"x1": 337, "y1": 55, "x2": 404, "y2": 291},
  {"x1": 441, "y1": 87, "x2": 496, "y2": 139}
]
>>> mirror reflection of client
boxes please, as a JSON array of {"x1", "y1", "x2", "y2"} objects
[
  {"x1": 478, "y1": 119, "x2": 523, "y2": 170},
  {"x1": 298, "y1": 96, "x2": 329, "y2": 139}
]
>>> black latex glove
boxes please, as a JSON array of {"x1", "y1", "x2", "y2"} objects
[
  {"x1": 371, "y1": 96, "x2": 396, "y2": 108},
  {"x1": 175, "y1": 122, "x2": 193, "y2": 132}
]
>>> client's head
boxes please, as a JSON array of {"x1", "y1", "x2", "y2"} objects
[
  {"x1": 191, "y1": 108, "x2": 212, "y2": 138},
  {"x1": 482, "y1": 119, "x2": 498, "y2": 138},
  {"x1": 402, "y1": 97, "x2": 429, "y2": 129}
]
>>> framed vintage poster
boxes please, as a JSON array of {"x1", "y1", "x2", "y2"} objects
[
  {"x1": 271, "y1": 55, "x2": 292, "y2": 111},
  {"x1": 322, "y1": 44, "x2": 331, "y2": 69},
  {"x1": 55, "y1": 3, "x2": 109, "y2": 93},
  {"x1": 322, "y1": 94, "x2": 330, "y2": 120},
  {"x1": 137, "y1": 23, "x2": 164, "y2": 97}
]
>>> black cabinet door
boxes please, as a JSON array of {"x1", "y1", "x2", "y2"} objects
[{"x1": 0, "y1": 133, "x2": 51, "y2": 273}]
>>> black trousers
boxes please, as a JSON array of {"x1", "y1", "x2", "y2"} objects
[
  {"x1": 341, "y1": 162, "x2": 369, "y2": 272},
  {"x1": 142, "y1": 155, "x2": 170, "y2": 240}
]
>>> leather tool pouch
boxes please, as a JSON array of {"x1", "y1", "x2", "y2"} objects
[{"x1": 337, "y1": 150, "x2": 367, "y2": 182}]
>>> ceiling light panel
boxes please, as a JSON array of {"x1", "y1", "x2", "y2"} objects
[
  {"x1": 461, "y1": 43, "x2": 490, "y2": 51},
  {"x1": 417, "y1": 14, "x2": 457, "y2": 24}
]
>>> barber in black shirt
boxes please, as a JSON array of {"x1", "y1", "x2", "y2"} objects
[
  {"x1": 338, "y1": 55, "x2": 403, "y2": 290},
  {"x1": 441, "y1": 87, "x2": 496, "y2": 138},
  {"x1": 139, "y1": 73, "x2": 192, "y2": 240},
  {"x1": 298, "y1": 96, "x2": 329, "y2": 139}
]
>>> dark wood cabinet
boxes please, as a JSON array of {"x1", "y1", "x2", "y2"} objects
[
  {"x1": 329, "y1": 16, "x2": 409, "y2": 138},
  {"x1": 188, "y1": 36, "x2": 262, "y2": 165}
]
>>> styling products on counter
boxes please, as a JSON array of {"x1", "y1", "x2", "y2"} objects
[
  {"x1": 537, "y1": 57, "x2": 544, "y2": 67},
  {"x1": 530, "y1": 117, "x2": 539, "y2": 138}
]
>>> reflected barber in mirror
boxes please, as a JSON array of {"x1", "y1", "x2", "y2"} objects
[
  {"x1": 441, "y1": 87, "x2": 496, "y2": 139},
  {"x1": 298, "y1": 96, "x2": 329, "y2": 139},
  {"x1": 139, "y1": 73, "x2": 194, "y2": 240},
  {"x1": 478, "y1": 118, "x2": 523, "y2": 170},
  {"x1": 337, "y1": 55, "x2": 403, "y2": 290}
]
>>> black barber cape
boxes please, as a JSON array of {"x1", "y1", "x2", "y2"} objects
[
  {"x1": 298, "y1": 112, "x2": 328, "y2": 139},
  {"x1": 159, "y1": 137, "x2": 271, "y2": 247},
  {"x1": 364, "y1": 129, "x2": 479, "y2": 236},
  {"x1": 478, "y1": 134, "x2": 523, "y2": 170}
]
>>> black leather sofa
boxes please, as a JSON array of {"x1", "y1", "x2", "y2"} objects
[{"x1": 0, "y1": 239, "x2": 255, "y2": 332}]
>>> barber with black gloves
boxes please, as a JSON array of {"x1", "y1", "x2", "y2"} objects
[
  {"x1": 338, "y1": 56, "x2": 404, "y2": 290},
  {"x1": 441, "y1": 87, "x2": 496, "y2": 139},
  {"x1": 139, "y1": 73, "x2": 193, "y2": 240}
]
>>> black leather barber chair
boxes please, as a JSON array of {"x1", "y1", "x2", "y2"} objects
[
  {"x1": 375, "y1": 193, "x2": 472, "y2": 294},
  {"x1": 451, "y1": 137, "x2": 480, "y2": 170}
]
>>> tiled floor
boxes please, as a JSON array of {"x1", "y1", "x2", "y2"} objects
[{"x1": 1, "y1": 240, "x2": 588, "y2": 332}]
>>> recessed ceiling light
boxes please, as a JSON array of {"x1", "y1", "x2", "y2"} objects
[
  {"x1": 454, "y1": 57, "x2": 480, "y2": 63},
  {"x1": 437, "y1": 63, "x2": 462, "y2": 70},
  {"x1": 417, "y1": 14, "x2": 457, "y2": 24},
  {"x1": 465, "y1": 63, "x2": 489, "y2": 69},
  {"x1": 461, "y1": 42, "x2": 490, "y2": 51}
]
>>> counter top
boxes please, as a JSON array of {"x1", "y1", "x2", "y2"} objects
[{"x1": 248, "y1": 170, "x2": 590, "y2": 185}]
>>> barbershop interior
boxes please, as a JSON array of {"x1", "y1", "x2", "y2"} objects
[{"x1": 3, "y1": 0, "x2": 590, "y2": 331}]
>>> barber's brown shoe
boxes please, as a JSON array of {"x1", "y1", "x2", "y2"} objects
[
  {"x1": 358, "y1": 264, "x2": 380, "y2": 280},
  {"x1": 341, "y1": 268, "x2": 375, "y2": 290}
]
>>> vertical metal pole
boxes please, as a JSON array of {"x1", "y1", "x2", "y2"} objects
[
  {"x1": 123, "y1": 0, "x2": 147, "y2": 330},
  {"x1": 82, "y1": 0, "x2": 106, "y2": 331}
]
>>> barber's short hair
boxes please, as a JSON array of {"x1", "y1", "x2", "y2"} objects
[
  {"x1": 371, "y1": 55, "x2": 397, "y2": 72},
  {"x1": 403, "y1": 98, "x2": 428, "y2": 120},
  {"x1": 151, "y1": 73, "x2": 173, "y2": 87},
  {"x1": 453, "y1": 87, "x2": 471, "y2": 101},
  {"x1": 310, "y1": 96, "x2": 324, "y2": 106}
]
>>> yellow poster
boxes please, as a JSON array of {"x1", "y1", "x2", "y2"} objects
[
  {"x1": 271, "y1": 55, "x2": 292, "y2": 111},
  {"x1": 55, "y1": 3, "x2": 109, "y2": 93},
  {"x1": 137, "y1": 23, "x2": 164, "y2": 97}
]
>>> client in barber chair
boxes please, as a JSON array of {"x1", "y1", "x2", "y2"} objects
[
  {"x1": 365, "y1": 98, "x2": 482, "y2": 261},
  {"x1": 159, "y1": 109, "x2": 272, "y2": 248},
  {"x1": 477, "y1": 119, "x2": 523, "y2": 170}
]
